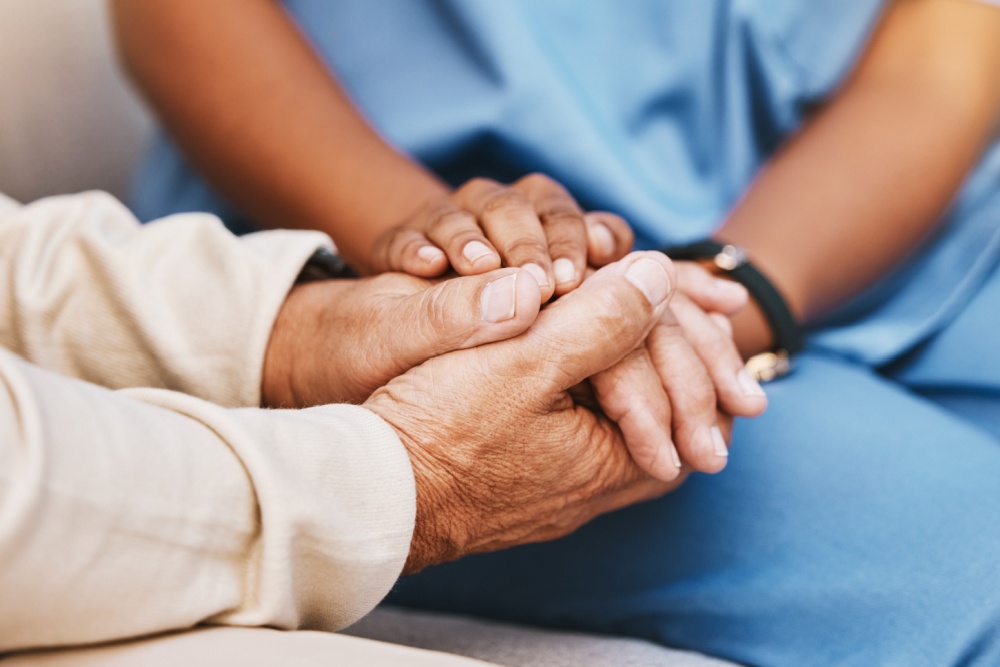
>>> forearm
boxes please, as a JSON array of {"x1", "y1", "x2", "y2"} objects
[
  {"x1": 0, "y1": 350, "x2": 414, "y2": 652},
  {"x1": 112, "y1": 0, "x2": 448, "y2": 272},
  {"x1": 0, "y1": 191, "x2": 325, "y2": 406},
  {"x1": 718, "y1": 0, "x2": 1000, "y2": 354}
]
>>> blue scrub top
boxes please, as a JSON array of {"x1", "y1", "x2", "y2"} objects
[{"x1": 130, "y1": 0, "x2": 1000, "y2": 365}]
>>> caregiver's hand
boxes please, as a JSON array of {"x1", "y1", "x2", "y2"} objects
[
  {"x1": 364, "y1": 251, "x2": 685, "y2": 574},
  {"x1": 671, "y1": 261, "x2": 770, "y2": 413},
  {"x1": 590, "y1": 260, "x2": 767, "y2": 480},
  {"x1": 369, "y1": 174, "x2": 634, "y2": 301},
  {"x1": 261, "y1": 267, "x2": 542, "y2": 407}
]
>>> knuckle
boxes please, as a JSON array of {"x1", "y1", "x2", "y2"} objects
[
  {"x1": 590, "y1": 287, "x2": 648, "y2": 339},
  {"x1": 542, "y1": 208, "x2": 586, "y2": 229},
  {"x1": 517, "y1": 172, "x2": 558, "y2": 192},
  {"x1": 430, "y1": 206, "x2": 476, "y2": 229},
  {"x1": 679, "y1": 375, "x2": 719, "y2": 415},
  {"x1": 514, "y1": 172, "x2": 569, "y2": 199},
  {"x1": 652, "y1": 349, "x2": 717, "y2": 415},
  {"x1": 547, "y1": 237, "x2": 586, "y2": 261},
  {"x1": 415, "y1": 285, "x2": 471, "y2": 347},
  {"x1": 682, "y1": 322, "x2": 741, "y2": 371},
  {"x1": 692, "y1": 323, "x2": 734, "y2": 357},
  {"x1": 482, "y1": 190, "x2": 529, "y2": 216},
  {"x1": 504, "y1": 236, "x2": 550, "y2": 258},
  {"x1": 393, "y1": 236, "x2": 430, "y2": 264},
  {"x1": 462, "y1": 177, "x2": 499, "y2": 194}
]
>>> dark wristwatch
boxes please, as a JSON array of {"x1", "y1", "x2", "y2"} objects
[
  {"x1": 661, "y1": 240, "x2": 803, "y2": 381},
  {"x1": 296, "y1": 248, "x2": 358, "y2": 283}
]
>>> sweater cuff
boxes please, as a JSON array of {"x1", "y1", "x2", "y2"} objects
[
  {"x1": 217, "y1": 402, "x2": 417, "y2": 630},
  {"x1": 235, "y1": 230, "x2": 333, "y2": 407},
  {"x1": 127, "y1": 389, "x2": 417, "y2": 632}
]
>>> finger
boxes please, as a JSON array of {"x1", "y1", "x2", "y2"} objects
[
  {"x1": 590, "y1": 347, "x2": 683, "y2": 482},
  {"x1": 584, "y1": 212, "x2": 634, "y2": 266},
  {"x1": 674, "y1": 261, "x2": 749, "y2": 315},
  {"x1": 402, "y1": 266, "x2": 542, "y2": 361},
  {"x1": 457, "y1": 179, "x2": 555, "y2": 300},
  {"x1": 646, "y1": 310, "x2": 729, "y2": 474},
  {"x1": 422, "y1": 205, "x2": 502, "y2": 275},
  {"x1": 671, "y1": 295, "x2": 768, "y2": 418},
  {"x1": 371, "y1": 226, "x2": 449, "y2": 277},
  {"x1": 709, "y1": 312, "x2": 733, "y2": 337},
  {"x1": 514, "y1": 174, "x2": 588, "y2": 295},
  {"x1": 363, "y1": 268, "x2": 542, "y2": 396},
  {"x1": 500, "y1": 251, "x2": 676, "y2": 392},
  {"x1": 717, "y1": 412, "x2": 734, "y2": 443}
]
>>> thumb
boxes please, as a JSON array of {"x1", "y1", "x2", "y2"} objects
[
  {"x1": 500, "y1": 251, "x2": 676, "y2": 391},
  {"x1": 388, "y1": 267, "x2": 542, "y2": 369}
]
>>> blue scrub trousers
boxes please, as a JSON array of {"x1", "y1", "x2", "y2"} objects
[{"x1": 388, "y1": 262, "x2": 1000, "y2": 667}]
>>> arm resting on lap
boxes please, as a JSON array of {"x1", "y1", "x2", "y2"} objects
[{"x1": 0, "y1": 350, "x2": 415, "y2": 652}]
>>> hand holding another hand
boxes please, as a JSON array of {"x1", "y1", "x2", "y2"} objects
[
  {"x1": 262, "y1": 267, "x2": 543, "y2": 407},
  {"x1": 369, "y1": 173, "x2": 634, "y2": 301},
  {"x1": 588, "y1": 260, "x2": 767, "y2": 480},
  {"x1": 363, "y1": 252, "x2": 683, "y2": 574},
  {"x1": 264, "y1": 249, "x2": 767, "y2": 487}
]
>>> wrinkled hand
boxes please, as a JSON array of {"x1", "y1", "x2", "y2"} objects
[
  {"x1": 364, "y1": 251, "x2": 688, "y2": 574},
  {"x1": 590, "y1": 260, "x2": 768, "y2": 480},
  {"x1": 369, "y1": 173, "x2": 634, "y2": 301},
  {"x1": 262, "y1": 267, "x2": 543, "y2": 407}
]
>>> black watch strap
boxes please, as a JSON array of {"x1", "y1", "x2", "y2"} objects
[
  {"x1": 296, "y1": 248, "x2": 358, "y2": 283},
  {"x1": 661, "y1": 240, "x2": 803, "y2": 380}
]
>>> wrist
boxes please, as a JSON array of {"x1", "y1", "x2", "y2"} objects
[
  {"x1": 730, "y1": 298, "x2": 776, "y2": 358},
  {"x1": 261, "y1": 279, "x2": 350, "y2": 407},
  {"x1": 662, "y1": 239, "x2": 804, "y2": 379},
  {"x1": 364, "y1": 393, "x2": 472, "y2": 574},
  {"x1": 261, "y1": 283, "x2": 308, "y2": 408}
]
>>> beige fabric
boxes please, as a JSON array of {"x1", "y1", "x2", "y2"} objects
[
  {"x1": 0, "y1": 192, "x2": 21, "y2": 216},
  {"x1": 0, "y1": 190, "x2": 329, "y2": 407},
  {"x1": 0, "y1": 0, "x2": 152, "y2": 201},
  {"x1": 0, "y1": 193, "x2": 417, "y2": 654},
  {"x1": 3, "y1": 627, "x2": 494, "y2": 667}
]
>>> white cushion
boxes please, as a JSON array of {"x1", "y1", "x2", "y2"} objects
[
  {"x1": 347, "y1": 607, "x2": 739, "y2": 667},
  {"x1": 0, "y1": 0, "x2": 152, "y2": 202}
]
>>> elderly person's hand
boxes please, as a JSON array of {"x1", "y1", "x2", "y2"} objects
[
  {"x1": 261, "y1": 267, "x2": 544, "y2": 407},
  {"x1": 363, "y1": 251, "x2": 694, "y2": 574},
  {"x1": 263, "y1": 251, "x2": 766, "y2": 486}
]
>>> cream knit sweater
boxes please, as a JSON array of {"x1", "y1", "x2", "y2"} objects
[{"x1": 0, "y1": 191, "x2": 416, "y2": 652}]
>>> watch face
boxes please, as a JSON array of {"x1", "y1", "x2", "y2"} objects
[
  {"x1": 745, "y1": 351, "x2": 792, "y2": 383},
  {"x1": 714, "y1": 244, "x2": 748, "y2": 272}
]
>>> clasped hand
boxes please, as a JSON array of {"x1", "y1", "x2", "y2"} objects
[{"x1": 262, "y1": 175, "x2": 767, "y2": 571}]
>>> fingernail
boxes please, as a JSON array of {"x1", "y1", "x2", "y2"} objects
[
  {"x1": 737, "y1": 369, "x2": 767, "y2": 398},
  {"x1": 715, "y1": 278, "x2": 748, "y2": 300},
  {"x1": 463, "y1": 240, "x2": 495, "y2": 264},
  {"x1": 481, "y1": 272, "x2": 518, "y2": 323},
  {"x1": 711, "y1": 426, "x2": 729, "y2": 458},
  {"x1": 590, "y1": 223, "x2": 615, "y2": 256},
  {"x1": 553, "y1": 258, "x2": 576, "y2": 285},
  {"x1": 521, "y1": 262, "x2": 549, "y2": 288},
  {"x1": 669, "y1": 442, "x2": 682, "y2": 468},
  {"x1": 418, "y1": 245, "x2": 445, "y2": 263},
  {"x1": 625, "y1": 257, "x2": 672, "y2": 305}
]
